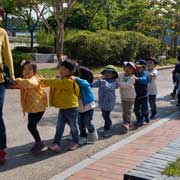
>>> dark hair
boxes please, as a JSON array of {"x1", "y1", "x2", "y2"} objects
[
  {"x1": 61, "y1": 59, "x2": 78, "y2": 74},
  {"x1": 78, "y1": 66, "x2": 94, "y2": 84},
  {"x1": 0, "y1": 7, "x2": 4, "y2": 19},
  {"x1": 177, "y1": 53, "x2": 180, "y2": 61},
  {"x1": 21, "y1": 60, "x2": 37, "y2": 74}
]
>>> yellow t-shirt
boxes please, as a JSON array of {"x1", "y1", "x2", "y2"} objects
[
  {"x1": 0, "y1": 28, "x2": 15, "y2": 82},
  {"x1": 16, "y1": 76, "x2": 47, "y2": 113},
  {"x1": 42, "y1": 78, "x2": 79, "y2": 109}
]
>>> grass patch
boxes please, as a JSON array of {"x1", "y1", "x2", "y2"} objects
[
  {"x1": 163, "y1": 158, "x2": 180, "y2": 176},
  {"x1": 38, "y1": 68, "x2": 59, "y2": 78},
  {"x1": 38, "y1": 58, "x2": 176, "y2": 78}
]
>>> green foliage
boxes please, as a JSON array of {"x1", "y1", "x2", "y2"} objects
[
  {"x1": 12, "y1": 51, "x2": 33, "y2": 77},
  {"x1": 163, "y1": 158, "x2": 180, "y2": 176},
  {"x1": 158, "y1": 58, "x2": 177, "y2": 66},
  {"x1": 35, "y1": 29, "x2": 54, "y2": 47},
  {"x1": 64, "y1": 30, "x2": 161, "y2": 66}
]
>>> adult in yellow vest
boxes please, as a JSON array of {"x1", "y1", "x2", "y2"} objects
[{"x1": 0, "y1": 8, "x2": 15, "y2": 164}]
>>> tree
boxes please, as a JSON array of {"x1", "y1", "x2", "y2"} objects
[{"x1": 33, "y1": 0, "x2": 78, "y2": 66}]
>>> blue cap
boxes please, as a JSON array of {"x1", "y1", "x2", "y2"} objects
[{"x1": 135, "y1": 59, "x2": 147, "y2": 66}]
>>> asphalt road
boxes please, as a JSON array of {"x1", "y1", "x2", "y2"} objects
[{"x1": 0, "y1": 68, "x2": 177, "y2": 180}]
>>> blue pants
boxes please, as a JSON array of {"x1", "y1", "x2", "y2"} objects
[
  {"x1": 149, "y1": 95, "x2": 156, "y2": 115},
  {"x1": 102, "y1": 110, "x2": 112, "y2": 131},
  {"x1": 79, "y1": 109, "x2": 95, "y2": 137},
  {"x1": 134, "y1": 97, "x2": 149, "y2": 121},
  {"x1": 54, "y1": 108, "x2": 79, "y2": 145},
  {"x1": 0, "y1": 84, "x2": 6, "y2": 149}
]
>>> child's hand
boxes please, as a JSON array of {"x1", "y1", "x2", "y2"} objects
[
  {"x1": 148, "y1": 73, "x2": 154, "y2": 78},
  {"x1": 70, "y1": 76, "x2": 76, "y2": 80},
  {"x1": 134, "y1": 77, "x2": 139, "y2": 81},
  {"x1": 95, "y1": 76, "x2": 103, "y2": 80}
]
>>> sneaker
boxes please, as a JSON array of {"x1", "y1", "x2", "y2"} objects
[
  {"x1": 144, "y1": 117, "x2": 150, "y2": 124},
  {"x1": 31, "y1": 142, "x2": 45, "y2": 154},
  {"x1": 122, "y1": 123, "x2": 130, "y2": 132},
  {"x1": 79, "y1": 137, "x2": 88, "y2": 145},
  {"x1": 150, "y1": 113, "x2": 157, "y2": 120},
  {"x1": 103, "y1": 130, "x2": 112, "y2": 137},
  {"x1": 134, "y1": 119, "x2": 143, "y2": 127},
  {"x1": 171, "y1": 93, "x2": 176, "y2": 98},
  {"x1": 65, "y1": 133, "x2": 72, "y2": 140},
  {"x1": 68, "y1": 141, "x2": 79, "y2": 151},
  {"x1": 48, "y1": 144, "x2": 61, "y2": 153},
  {"x1": 87, "y1": 130, "x2": 98, "y2": 143},
  {"x1": 0, "y1": 149, "x2": 6, "y2": 165}
]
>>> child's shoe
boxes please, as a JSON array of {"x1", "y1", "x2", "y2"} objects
[
  {"x1": 150, "y1": 113, "x2": 157, "y2": 120},
  {"x1": 48, "y1": 144, "x2": 61, "y2": 153},
  {"x1": 103, "y1": 130, "x2": 112, "y2": 137},
  {"x1": 31, "y1": 142, "x2": 45, "y2": 154},
  {"x1": 87, "y1": 130, "x2": 98, "y2": 143},
  {"x1": 68, "y1": 141, "x2": 79, "y2": 151},
  {"x1": 0, "y1": 149, "x2": 6, "y2": 165},
  {"x1": 122, "y1": 123, "x2": 130, "y2": 132},
  {"x1": 134, "y1": 119, "x2": 143, "y2": 127},
  {"x1": 144, "y1": 116, "x2": 150, "y2": 124},
  {"x1": 79, "y1": 137, "x2": 88, "y2": 145}
]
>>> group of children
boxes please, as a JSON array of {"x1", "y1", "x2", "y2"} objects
[{"x1": 1, "y1": 57, "x2": 158, "y2": 162}]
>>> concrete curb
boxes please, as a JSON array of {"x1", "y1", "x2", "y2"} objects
[{"x1": 49, "y1": 111, "x2": 179, "y2": 180}]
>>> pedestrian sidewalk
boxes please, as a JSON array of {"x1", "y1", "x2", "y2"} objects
[{"x1": 51, "y1": 112, "x2": 180, "y2": 180}]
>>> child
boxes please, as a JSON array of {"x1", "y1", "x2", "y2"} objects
[
  {"x1": 171, "y1": 54, "x2": 180, "y2": 98},
  {"x1": 118, "y1": 62, "x2": 137, "y2": 131},
  {"x1": 14, "y1": 60, "x2": 47, "y2": 154},
  {"x1": 134, "y1": 60, "x2": 149, "y2": 127},
  {"x1": 41, "y1": 60, "x2": 80, "y2": 152},
  {"x1": 146, "y1": 57, "x2": 158, "y2": 119},
  {"x1": 72, "y1": 66, "x2": 98, "y2": 144},
  {"x1": 92, "y1": 65, "x2": 118, "y2": 137}
]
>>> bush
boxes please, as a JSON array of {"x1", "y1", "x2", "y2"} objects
[
  {"x1": 14, "y1": 46, "x2": 37, "y2": 53},
  {"x1": 35, "y1": 46, "x2": 54, "y2": 54},
  {"x1": 64, "y1": 30, "x2": 161, "y2": 66},
  {"x1": 12, "y1": 51, "x2": 33, "y2": 77}
]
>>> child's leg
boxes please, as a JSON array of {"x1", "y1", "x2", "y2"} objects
[
  {"x1": 149, "y1": 95, "x2": 157, "y2": 116},
  {"x1": 134, "y1": 98, "x2": 142, "y2": 121},
  {"x1": 53, "y1": 110, "x2": 66, "y2": 146},
  {"x1": 123, "y1": 101, "x2": 134, "y2": 124},
  {"x1": 141, "y1": 97, "x2": 149, "y2": 122},
  {"x1": 78, "y1": 112, "x2": 88, "y2": 138},
  {"x1": 27, "y1": 112, "x2": 44, "y2": 143},
  {"x1": 102, "y1": 110, "x2": 112, "y2": 131},
  {"x1": 66, "y1": 108, "x2": 79, "y2": 144}
]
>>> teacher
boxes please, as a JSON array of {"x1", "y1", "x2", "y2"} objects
[{"x1": 0, "y1": 8, "x2": 15, "y2": 164}]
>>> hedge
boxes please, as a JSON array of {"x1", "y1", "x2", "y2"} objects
[{"x1": 64, "y1": 30, "x2": 161, "y2": 66}]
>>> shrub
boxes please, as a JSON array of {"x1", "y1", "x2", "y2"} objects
[
  {"x1": 12, "y1": 51, "x2": 33, "y2": 77},
  {"x1": 64, "y1": 30, "x2": 161, "y2": 66},
  {"x1": 14, "y1": 46, "x2": 37, "y2": 53},
  {"x1": 35, "y1": 46, "x2": 54, "y2": 54}
]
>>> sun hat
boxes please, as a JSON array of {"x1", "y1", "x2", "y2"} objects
[
  {"x1": 101, "y1": 65, "x2": 118, "y2": 79},
  {"x1": 135, "y1": 59, "x2": 147, "y2": 67},
  {"x1": 124, "y1": 61, "x2": 137, "y2": 72},
  {"x1": 146, "y1": 57, "x2": 158, "y2": 65}
]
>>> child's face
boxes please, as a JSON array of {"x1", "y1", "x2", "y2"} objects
[
  {"x1": 23, "y1": 64, "x2": 34, "y2": 78},
  {"x1": 103, "y1": 71, "x2": 114, "y2": 79},
  {"x1": 124, "y1": 65, "x2": 135, "y2": 75},
  {"x1": 136, "y1": 66, "x2": 144, "y2": 73},
  {"x1": 147, "y1": 60, "x2": 155, "y2": 70},
  {"x1": 59, "y1": 66, "x2": 72, "y2": 78}
]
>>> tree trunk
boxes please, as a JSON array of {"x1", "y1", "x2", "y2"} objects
[{"x1": 30, "y1": 30, "x2": 34, "y2": 52}]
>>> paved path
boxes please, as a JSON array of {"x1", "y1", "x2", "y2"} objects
[
  {"x1": 0, "y1": 68, "x2": 178, "y2": 180},
  {"x1": 64, "y1": 113, "x2": 180, "y2": 180}
]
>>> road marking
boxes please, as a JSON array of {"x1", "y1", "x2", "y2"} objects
[{"x1": 49, "y1": 111, "x2": 179, "y2": 180}]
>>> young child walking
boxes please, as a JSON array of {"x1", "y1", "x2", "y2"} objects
[
  {"x1": 118, "y1": 62, "x2": 137, "y2": 131},
  {"x1": 72, "y1": 66, "x2": 98, "y2": 144},
  {"x1": 14, "y1": 60, "x2": 47, "y2": 154},
  {"x1": 92, "y1": 65, "x2": 118, "y2": 137},
  {"x1": 134, "y1": 60, "x2": 149, "y2": 127},
  {"x1": 41, "y1": 60, "x2": 80, "y2": 152},
  {"x1": 146, "y1": 57, "x2": 158, "y2": 119}
]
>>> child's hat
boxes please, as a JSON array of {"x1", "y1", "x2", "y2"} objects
[
  {"x1": 135, "y1": 59, "x2": 147, "y2": 67},
  {"x1": 124, "y1": 61, "x2": 137, "y2": 72},
  {"x1": 147, "y1": 57, "x2": 158, "y2": 65},
  {"x1": 101, "y1": 65, "x2": 118, "y2": 79}
]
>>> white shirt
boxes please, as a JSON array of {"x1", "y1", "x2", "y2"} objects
[
  {"x1": 147, "y1": 69, "x2": 158, "y2": 95},
  {"x1": 118, "y1": 73, "x2": 136, "y2": 101},
  {"x1": 78, "y1": 98, "x2": 96, "y2": 113}
]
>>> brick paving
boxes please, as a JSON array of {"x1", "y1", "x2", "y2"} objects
[{"x1": 66, "y1": 116, "x2": 180, "y2": 180}]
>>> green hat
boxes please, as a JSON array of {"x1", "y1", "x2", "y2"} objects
[{"x1": 101, "y1": 65, "x2": 118, "y2": 79}]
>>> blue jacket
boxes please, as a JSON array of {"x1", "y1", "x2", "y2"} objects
[
  {"x1": 91, "y1": 79, "x2": 118, "y2": 111},
  {"x1": 134, "y1": 70, "x2": 148, "y2": 98},
  {"x1": 75, "y1": 77, "x2": 94, "y2": 105}
]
